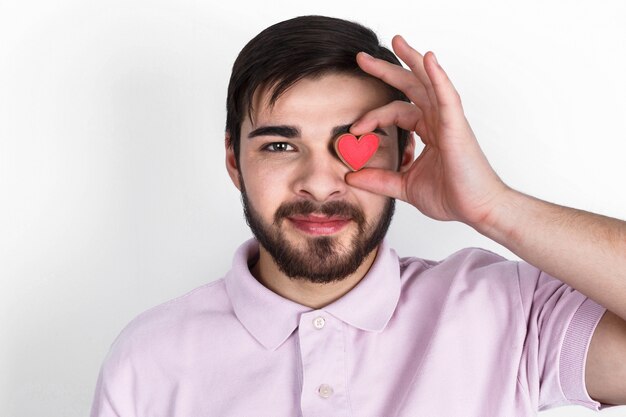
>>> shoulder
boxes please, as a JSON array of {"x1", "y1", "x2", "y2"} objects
[
  {"x1": 397, "y1": 247, "x2": 522, "y2": 308},
  {"x1": 393, "y1": 247, "x2": 527, "y2": 343},
  {"x1": 125, "y1": 279, "x2": 229, "y2": 333},
  {"x1": 399, "y1": 247, "x2": 515, "y2": 278},
  {"x1": 104, "y1": 279, "x2": 235, "y2": 365},
  {"x1": 93, "y1": 279, "x2": 246, "y2": 403}
]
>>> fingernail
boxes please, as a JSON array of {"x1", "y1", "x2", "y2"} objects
[
  {"x1": 431, "y1": 52, "x2": 439, "y2": 66},
  {"x1": 398, "y1": 35, "x2": 412, "y2": 49},
  {"x1": 360, "y1": 51, "x2": 375, "y2": 61}
]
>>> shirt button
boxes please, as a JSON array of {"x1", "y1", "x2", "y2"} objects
[
  {"x1": 312, "y1": 316, "x2": 326, "y2": 329},
  {"x1": 318, "y1": 384, "x2": 334, "y2": 398}
]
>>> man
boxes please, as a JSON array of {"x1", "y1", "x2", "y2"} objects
[{"x1": 90, "y1": 15, "x2": 626, "y2": 416}]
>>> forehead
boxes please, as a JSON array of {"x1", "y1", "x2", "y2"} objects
[{"x1": 246, "y1": 73, "x2": 392, "y2": 128}]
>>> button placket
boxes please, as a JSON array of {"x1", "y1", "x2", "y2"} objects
[{"x1": 298, "y1": 311, "x2": 349, "y2": 416}]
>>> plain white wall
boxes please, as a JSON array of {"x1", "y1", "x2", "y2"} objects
[{"x1": 1, "y1": 0, "x2": 625, "y2": 415}]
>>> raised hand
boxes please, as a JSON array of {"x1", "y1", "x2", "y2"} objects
[{"x1": 347, "y1": 35, "x2": 511, "y2": 227}]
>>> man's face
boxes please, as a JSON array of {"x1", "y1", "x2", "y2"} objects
[{"x1": 227, "y1": 73, "x2": 407, "y2": 284}]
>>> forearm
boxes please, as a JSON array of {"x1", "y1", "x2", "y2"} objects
[{"x1": 475, "y1": 188, "x2": 626, "y2": 320}]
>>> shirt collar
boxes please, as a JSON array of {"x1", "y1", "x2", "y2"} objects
[{"x1": 224, "y1": 238, "x2": 401, "y2": 351}]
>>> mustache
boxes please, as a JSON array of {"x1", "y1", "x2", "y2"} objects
[{"x1": 273, "y1": 200, "x2": 366, "y2": 226}]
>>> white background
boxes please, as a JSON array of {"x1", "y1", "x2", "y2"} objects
[{"x1": 1, "y1": 0, "x2": 625, "y2": 415}]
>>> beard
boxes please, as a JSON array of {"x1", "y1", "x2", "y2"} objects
[{"x1": 240, "y1": 180, "x2": 395, "y2": 284}]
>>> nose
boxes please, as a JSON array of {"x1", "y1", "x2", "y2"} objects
[{"x1": 292, "y1": 149, "x2": 349, "y2": 202}]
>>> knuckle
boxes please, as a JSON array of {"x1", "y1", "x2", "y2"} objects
[
  {"x1": 451, "y1": 90, "x2": 462, "y2": 106},
  {"x1": 405, "y1": 84, "x2": 419, "y2": 97}
]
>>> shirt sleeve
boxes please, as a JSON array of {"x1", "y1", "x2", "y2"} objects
[
  {"x1": 90, "y1": 361, "x2": 124, "y2": 417},
  {"x1": 515, "y1": 261, "x2": 611, "y2": 412},
  {"x1": 90, "y1": 326, "x2": 141, "y2": 417}
]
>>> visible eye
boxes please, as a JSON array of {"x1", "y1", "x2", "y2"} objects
[{"x1": 261, "y1": 142, "x2": 295, "y2": 152}]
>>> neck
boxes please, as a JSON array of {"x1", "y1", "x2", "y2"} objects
[{"x1": 250, "y1": 245, "x2": 379, "y2": 309}]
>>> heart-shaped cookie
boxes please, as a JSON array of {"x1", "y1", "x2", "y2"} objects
[{"x1": 334, "y1": 133, "x2": 380, "y2": 171}]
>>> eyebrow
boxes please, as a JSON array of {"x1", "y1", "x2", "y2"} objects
[
  {"x1": 247, "y1": 125, "x2": 299, "y2": 139},
  {"x1": 247, "y1": 123, "x2": 389, "y2": 139}
]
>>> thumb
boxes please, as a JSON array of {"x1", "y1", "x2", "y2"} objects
[{"x1": 345, "y1": 168, "x2": 405, "y2": 201}]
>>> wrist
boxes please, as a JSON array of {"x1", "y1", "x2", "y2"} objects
[{"x1": 471, "y1": 187, "x2": 531, "y2": 245}]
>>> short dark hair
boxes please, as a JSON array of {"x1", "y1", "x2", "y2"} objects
[{"x1": 225, "y1": 15, "x2": 411, "y2": 166}]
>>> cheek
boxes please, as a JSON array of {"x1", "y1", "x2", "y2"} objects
[
  {"x1": 351, "y1": 188, "x2": 390, "y2": 218},
  {"x1": 240, "y1": 159, "x2": 295, "y2": 220},
  {"x1": 242, "y1": 159, "x2": 296, "y2": 194}
]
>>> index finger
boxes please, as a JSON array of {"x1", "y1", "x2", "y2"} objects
[{"x1": 356, "y1": 51, "x2": 432, "y2": 111}]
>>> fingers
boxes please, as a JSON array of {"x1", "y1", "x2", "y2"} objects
[
  {"x1": 356, "y1": 52, "x2": 432, "y2": 109},
  {"x1": 391, "y1": 36, "x2": 439, "y2": 115},
  {"x1": 345, "y1": 168, "x2": 406, "y2": 202},
  {"x1": 356, "y1": 40, "x2": 439, "y2": 134},
  {"x1": 356, "y1": 36, "x2": 466, "y2": 144},
  {"x1": 350, "y1": 101, "x2": 421, "y2": 133},
  {"x1": 350, "y1": 100, "x2": 432, "y2": 146},
  {"x1": 422, "y1": 51, "x2": 465, "y2": 127}
]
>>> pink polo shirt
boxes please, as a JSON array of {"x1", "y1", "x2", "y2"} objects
[{"x1": 91, "y1": 238, "x2": 611, "y2": 416}]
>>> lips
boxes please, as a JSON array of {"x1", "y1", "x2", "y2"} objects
[{"x1": 287, "y1": 214, "x2": 351, "y2": 235}]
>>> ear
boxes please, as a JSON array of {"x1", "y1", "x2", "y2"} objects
[
  {"x1": 225, "y1": 132, "x2": 242, "y2": 190},
  {"x1": 399, "y1": 133, "x2": 416, "y2": 173}
]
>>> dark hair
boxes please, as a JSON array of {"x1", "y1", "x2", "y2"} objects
[{"x1": 225, "y1": 15, "x2": 411, "y2": 165}]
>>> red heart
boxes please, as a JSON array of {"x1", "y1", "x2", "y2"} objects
[{"x1": 334, "y1": 133, "x2": 380, "y2": 171}]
